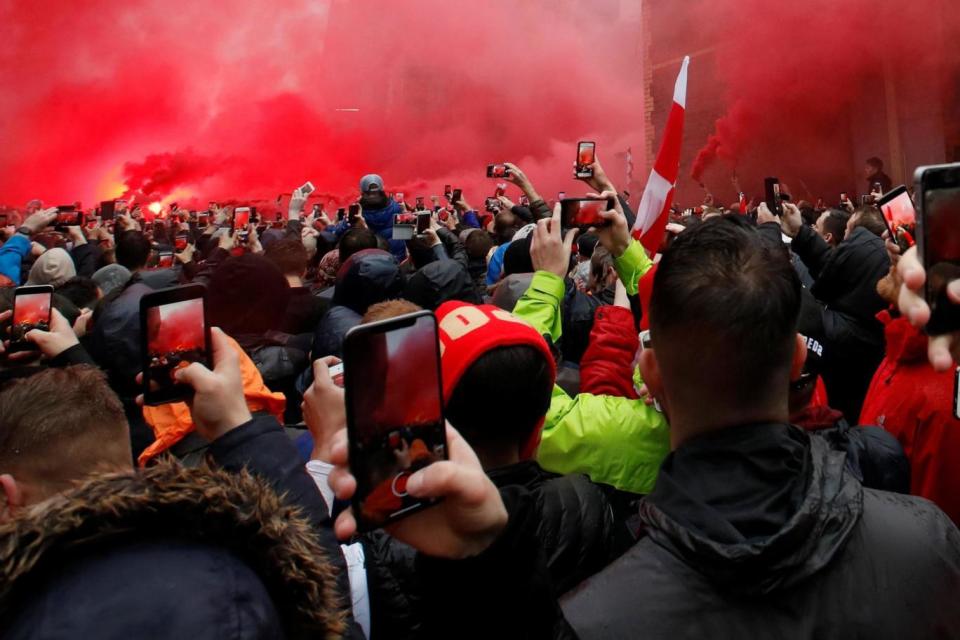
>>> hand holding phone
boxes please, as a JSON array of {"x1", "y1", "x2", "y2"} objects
[
  {"x1": 140, "y1": 285, "x2": 213, "y2": 406},
  {"x1": 560, "y1": 198, "x2": 614, "y2": 231},
  {"x1": 9, "y1": 286, "x2": 53, "y2": 353},
  {"x1": 916, "y1": 163, "x2": 960, "y2": 336},
  {"x1": 764, "y1": 177, "x2": 783, "y2": 216},
  {"x1": 342, "y1": 311, "x2": 448, "y2": 531},
  {"x1": 302, "y1": 357, "x2": 346, "y2": 462},
  {"x1": 328, "y1": 422, "x2": 508, "y2": 557},
  {"x1": 486, "y1": 164, "x2": 510, "y2": 179}
]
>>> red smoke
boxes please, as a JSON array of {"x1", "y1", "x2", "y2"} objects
[
  {"x1": 685, "y1": 0, "x2": 957, "y2": 200},
  {"x1": 0, "y1": 1, "x2": 647, "y2": 210},
  {"x1": 148, "y1": 300, "x2": 205, "y2": 356}
]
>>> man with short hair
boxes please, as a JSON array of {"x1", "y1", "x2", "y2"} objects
[
  {"x1": 563, "y1": 215, "x2": 960, "y2": 639},
  {"x1": 814, "y1": 208, "x2": 850, "y2": 247}
]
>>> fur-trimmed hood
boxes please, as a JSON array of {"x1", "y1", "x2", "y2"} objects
[{"x1": 0, "y1": 459, "x2": 348, "y2": 638}]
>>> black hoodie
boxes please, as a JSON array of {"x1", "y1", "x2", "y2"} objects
[{"x1": 562, "y1": 423, "x2": 960, "y2": 639}]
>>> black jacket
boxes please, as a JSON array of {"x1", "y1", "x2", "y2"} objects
[
  {"x1": 562, "y1": 423, "x2": 960, "y2": 639},
  {"x1": 311, "y1": 249, "x2": 403, "y2": 359},
  {"x1": 281, "y1": 285, "x2": 328, "y2": 335},
  {"x1": 790, "y1": 225, "x2": 891, "y2": 420},
  {"x1": 363, "y1": 460, "x2": 624, "y2": 638},
  {"x1": 403, "y1": 259, "x2": 483, "y2": 311}
]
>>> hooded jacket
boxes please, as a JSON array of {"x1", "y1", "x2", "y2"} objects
[
  {"x1": 312, "y1": 249, "x2": 403, "y2": 358},
  {"x1": 859, "y1": 312, "x2": 960, "y2": 524},
  {"x1": 0, "y1": 460, "x2": 350, "y2": 639},
  {"x1": 403, "y1": 260, "x2": 482, "y2": 310},
  {"x1": 331, "y1": 199, "x2": 406, "y2": 262},
  {"x1": 562, "y1": 423, "x2": 960, "y2": 639},
  {"x1": 26, "y1": 247, "x2": 76, "y2": 287}
]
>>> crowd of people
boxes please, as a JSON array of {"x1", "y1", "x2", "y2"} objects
[{"x1": 0, "y1": 151, "x2": 959, "y2": 639}]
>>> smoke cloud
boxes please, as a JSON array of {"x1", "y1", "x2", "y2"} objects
[{"x1": 0, "y1": 0, "x2": 647, "y2": 210}]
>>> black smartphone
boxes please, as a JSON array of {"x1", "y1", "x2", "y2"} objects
[
  {"x1": 9, "y1": 285, "x2": 53, "y2": 352},
  {"x1": 916, "y1": 163, "x2": 960, "y2": 335},
  {"x1": 444, "y1": 184, "x2": 452, "y2": 200},
  {"x1": 560, "y1": 197, "x2": 614, "y2": 230},
  {"x1": 100, "y1": 200, "x2": 116, "y2": 221},
  {"x1": 764, "y1": 177, "x2": 783, "y2": 216},
  {"x1": 197, "y1": 213, "x2": 209, "y2": 228},
  {"x1": 343, "y1": 310, "x2": 448, "y2": 531},
  {"x1": 576, "y1": 141, "x2": 596, "y2": 178},
  {"x1": 56, "y1": 205, "x2": 83, "y2": 228},
  {"x1": 174, "y1": 234, "x2": 189, "y2": 251},
  {"x1": 140, "y1": 285, "x2": 212, "y2": 405},
  {"x1": 416, "y1": 212, "x2": 431, "y2": 234},
  {"x1": 451, "y1": 189, "x2": 462, "y2": 204},
  {"x1": 487, "y1": 164, "x2": 509, "y2": 178},
  {"x1": 348, "y1": 203, "x2": 360, "y2": 224},
  {"x1": 157, "y1": 251, "x2": 174, "y2": 269},
  {"x1": 337, "y1": 207, "x2": 346, "y2": 222},
  {"x1": 878, "y1": 186, "x2": 917, "y2": 254}
]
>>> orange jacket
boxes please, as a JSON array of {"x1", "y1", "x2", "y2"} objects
[{"x1": 138, "y1": 336, "x2": 286, "y2": 466}]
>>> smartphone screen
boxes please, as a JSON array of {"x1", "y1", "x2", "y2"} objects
[
  {"x1": 157, "y1": 252, "x2": 174, "y2": 268},
  {"x1": 233, "y1": 208, "x2": 250, "y2": 230},
  {"x1": 487, "y1": 164, "x2": 509, "y2": 179},
  {"x1": 56, "y1": 206, "x2": 82, "y2": 226},
  {"x1": 452, "y1": 189, "x2": 462, "y2": 203},
  {"x1": 764, "y1": 177, "x2": 783, "y2": 216},
  {"x1": 348, "y1": 203, "x2": 360, "y2": 223},
  {"x1": 174, "y1": 234, "x2": 189, "y2": 251},
  {"x1": 576, "y1": 141, "x2": 596, "y2": 178},
  {"x1": 343, "y1": 311, "x2": 447, "y2": 530},
  {"x1": 918, "y1": 164, "x2": 960, "y2": 335},
  {"x1": 300, "y1": 181, "x2": 315, "y2": 196},
  {"x1": 878, "y1": 187, "x2": 916, "y2": 229},
  {"x1": 141, "y1": 286, "x2": 211, "y2": 405},
  {"x1": 329, "y1": 362, "x2": 345, "y2": 388},
  {"x1": 10, "y1": 286, "x2": 53, "y2": 350},
  {"x1": 561, "y1": 198, "x2": 613, "y2": 229}
]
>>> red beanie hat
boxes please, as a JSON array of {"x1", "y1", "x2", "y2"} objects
[{"x1": 435, "y1": 301, "x2": 557, "y2": 458}]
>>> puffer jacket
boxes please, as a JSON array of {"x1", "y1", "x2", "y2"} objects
[
  {"x1": 362, "y1": 460, "x2": 623, "y2": 639},
  {"x1": 562, "y1": 423, "x2": 960, "y2": 639},
  {"x1": 0, "y1": 459, "x2": 352, "y2": 639},
  {"x1": 403, "y1": 259, "x2": 482, "y2": 311},
  {"x1": 860, "y1": 311, "x2": 960, "y2": 524},
  {"x1": 311, "y1": 249, "x2": 403, "y2": 359}
]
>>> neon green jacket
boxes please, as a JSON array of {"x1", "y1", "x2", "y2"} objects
[{"x1": 513, "y1": 240, "x2": 670, "y2": 495}]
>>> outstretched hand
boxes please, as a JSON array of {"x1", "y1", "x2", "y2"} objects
[
  {"x1": 327, "y1": 423, "x2": 508, "y2": 558},
  {"x1": 588, "y1": 190, "x2": 631, "y2": 258}
]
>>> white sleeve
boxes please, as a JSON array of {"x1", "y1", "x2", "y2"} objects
[
  {"x1": 305, "y1": 459, "x2": 336, "y2": 512},
  {"x1": 305, "y1": 460, "x2": 371, "y2": 638}
]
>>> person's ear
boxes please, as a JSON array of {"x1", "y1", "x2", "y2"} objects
[
  {"x1": 639, "y1": 348, "x2": 665, "y2": 407},
  {"x1": 823, "y1": 232, "x2": 833, "y2": 245},
  {"x1": 790, "y1": 334, "x2": 808, "y2": 382},
  {"x1": 0, "y1": 474, "x2": 24, "y2": 522}
]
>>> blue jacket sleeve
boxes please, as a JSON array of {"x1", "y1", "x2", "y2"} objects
[
  {"x1": 486, "y1": 242, "x2": 510, "y2": 286},
  {"x1": 0, "y1": 235, "x2": 31, "y2": 285},
  {"x1": 462, "y1": 210, "x2": 481, "y2": 229}
]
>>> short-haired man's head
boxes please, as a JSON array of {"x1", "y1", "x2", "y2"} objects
[
  {"x1": 0, "y1": 366, "x2": 131, "y2": 503},
  {"x1": 445, "y1": 345, "x2": 553, "y2": 450},
  {"x1": 361, "y1": 300, "x2": 422, "y2": 324},
  {"x1": 816, "y1": 209, "x2": 850, "y2": 246},
  {"x1": 650, "y1": 216, "x2": 801, "y2": 406},
  {"x1": 115, "y1": 231, "x2": 152, "y2": 271},
  {"x1": 264, "y1": 238, "x2": 309, "y2": 277},
  {"x1": 339, "y1": 228, "x2": 379, "y2": 263}
]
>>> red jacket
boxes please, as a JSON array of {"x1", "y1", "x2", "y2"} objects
[
  {"x1": 580, "y1": 305, "x2": 640, "y2": 399},
  {"x1": 859, "y1": 311, "x2": 960, "y2": 524}
]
